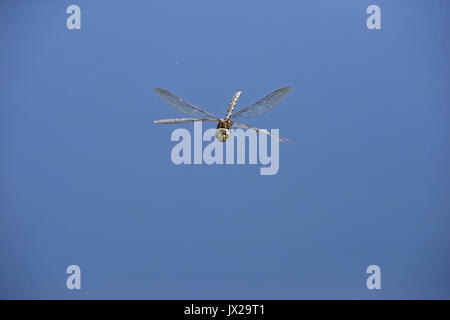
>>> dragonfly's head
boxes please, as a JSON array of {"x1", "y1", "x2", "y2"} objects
[{"x1": 215, "y1": 128, "x2": 230, "y2": 143}]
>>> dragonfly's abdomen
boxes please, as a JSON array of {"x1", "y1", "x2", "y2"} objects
[{"x1": 225, "y1": 91, "x2": 242, "y2": 119}]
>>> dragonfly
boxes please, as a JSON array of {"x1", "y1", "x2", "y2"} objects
[{"x1": 154, "y1": 87, "x2": 291, "y2": 142}]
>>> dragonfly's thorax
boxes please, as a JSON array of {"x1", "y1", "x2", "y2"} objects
[
  {"x1": 215, "y1": 119, "x2": 232, "y2": 142},
  {"x1": 217, "y1": 119, "x2": 232, "y2": 130}
]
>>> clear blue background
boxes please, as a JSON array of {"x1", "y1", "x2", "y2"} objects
[{"x1": 1, "y1": 0, "x2": 449, "y2": 299}]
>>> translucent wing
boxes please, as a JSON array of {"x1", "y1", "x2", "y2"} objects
[
  {"x1": 154, "y1": 118, "x2": 218, "y2": 124},
  {"x1": 155, "y1": 88, "x2": 219, "y2": 120},
  {"x1": 233, "y1": 121, "x2": 290, "y2": 143},
  {"x1": 232, "y1": 87, "x2": 291, "y2": 119}
]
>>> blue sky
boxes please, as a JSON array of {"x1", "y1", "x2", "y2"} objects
[{"x1": 1, "y1": 0, "x2": 449, "y2": 299}]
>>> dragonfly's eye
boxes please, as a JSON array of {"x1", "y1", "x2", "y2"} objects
[{"x1": 215, "y1": 128, "x2": 230, "y2": 142}]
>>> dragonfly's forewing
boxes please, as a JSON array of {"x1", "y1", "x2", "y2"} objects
[
  {"x1": 154, "y1": 118, "x2": 219, "y2": 124},
  {"x1": 233, "y1": 121, "x2": 289, "y2": 143},
  {"x1": 155, "y1": 88, "x2": 219, "y2": 120},
  {"x1": 232, "y1": 87, "x2": 291, "y2": 119}
]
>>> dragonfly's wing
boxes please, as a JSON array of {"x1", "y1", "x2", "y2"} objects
[
  {"x1": 232, "y1": 87, "x2": 291, "y2": 119},
  {"x1": 155, "y1": 88, "x2": 220, "y2": 120},
  {"x1": 154, "y1": 118, "x2": 219, "y2": 124},
  {"x1": 233, "y1": 121, "x2": 290, "y2": 143}
]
